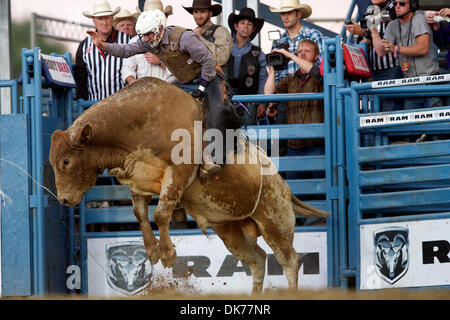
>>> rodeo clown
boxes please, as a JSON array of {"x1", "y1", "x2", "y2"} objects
[{"x1": 87, "y1": 9, "x2": 242, "y2": 178}]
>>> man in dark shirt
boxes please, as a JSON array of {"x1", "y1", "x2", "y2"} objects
[{"x1": 226, "y1": 8, "x2": 267, "y2": 126}]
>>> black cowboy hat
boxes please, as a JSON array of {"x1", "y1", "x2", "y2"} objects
[
  {"x1": 183, "y1": 0, "x2": 222, "y2": 17},
  {"x1": 228, "y1": 8, "x2": 265, "y2": 41}
]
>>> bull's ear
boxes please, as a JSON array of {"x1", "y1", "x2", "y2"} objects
[
  {"x1": 72, "y1": 124, "x2": 92, "y2": 147},
  {"x1": 51, "y1": 129, "x2": 63, "y2": 143}
]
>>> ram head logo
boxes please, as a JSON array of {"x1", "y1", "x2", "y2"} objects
[
  {"x1": 106, "y1": 241, "x2": 153, "y2": 295},
  {"x1": 374, "y1": 226, "x2": 409, "y2": 285}
]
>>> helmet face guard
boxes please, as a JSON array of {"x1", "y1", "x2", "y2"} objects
[
  {"x1": 136, "y1": 9, "x2": 166, "y2": 49},
  {"x1": 138, "y1": 27, "x2": 163, "y2": 49}
]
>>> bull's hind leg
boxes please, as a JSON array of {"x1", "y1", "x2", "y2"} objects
[
  {"x1": 252, "y1": 206, "x2": 300, "y2": 290},
  {"x1": 131, "y1": 193, "x2": 160, "y2": 264},
  {"x1": 213, "y1": 219, "x2": 266, "y2": 293},
  {"x1": 154, "y1": 164, "x2": 197, "y2": 268}
]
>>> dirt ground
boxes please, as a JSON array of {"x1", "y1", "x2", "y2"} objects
[{"x1": 7, "y1": 288, "x2": 449, "y2": 300}]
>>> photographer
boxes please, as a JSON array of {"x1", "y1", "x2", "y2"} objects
[
  {"x1": 345, "y1": 0, "x2": 404, "y2": 111},
  {"x1": 269, "y1": 0, "x2": 323, "y2": 83},
  {"x1": 371, "y1": 0, "x2": 443, "y2": 110},
  {"x1": 264, "y1": 40, "x2": 324, "y2": 180},
  {"x1": 267, "y1": 0, "x2": 323, "y2": 156}
]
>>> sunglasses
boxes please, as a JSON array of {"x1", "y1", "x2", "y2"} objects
[{"x1": 394, "y1": 1, "x2": 408, "y2": 7}]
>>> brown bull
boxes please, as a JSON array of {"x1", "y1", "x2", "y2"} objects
[{"x1": 49, "y1": 77, "x2": 329, "y2": 293}]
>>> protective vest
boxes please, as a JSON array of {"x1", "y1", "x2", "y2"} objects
[
  {"x1": 154, "y1": 27, "x2": 202, "y2": 84},
  {"x1": 202, "y1": 24, "x2": 220, "y2": 44},
  {"x1": 226, "y1": 45, "x2": 261, "y2": 95}
]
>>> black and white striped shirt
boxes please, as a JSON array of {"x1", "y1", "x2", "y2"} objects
[
  {"x1": 75, "y1": 29, "x2": 130, "y2": 101},
  {"x1": 368, "y1": 22, "x2": 397, "y2": 72}
]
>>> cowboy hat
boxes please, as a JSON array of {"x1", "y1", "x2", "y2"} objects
[
  {"x1": 269, "y1": 0, "x2": 312, "y2": 19},
  {"x1": 183, "y1": 0, "x2": 222, "y2": 17},
  {"x1": 228, "y1": 8, "x2": 265, "y2": 41},
  {"x1": 136, "y1": 0, "x2": 173, "y2": 17},
  {"x1": 113, "y1": 9, "x2": 140, "y2": 28},
  {"x1": 83, "y1": 0, "x2": 120, "y2": 19}
]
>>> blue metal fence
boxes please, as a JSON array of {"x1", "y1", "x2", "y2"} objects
[
  {"x1": 342, "y1": 76, "x2": 450, "y2": 289},
  {"x1": 2, "y1": 34, "x2": 450, "y2": 295},
  {"x1": 1, "y1": 48, "x2": 73, "y2": 295}
]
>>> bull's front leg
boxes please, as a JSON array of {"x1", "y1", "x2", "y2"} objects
[
  {"x1": 131, "y1": 193, "x2": 160, "y2": 265},
  {"x1": 154, "y1": 164, "x2": 197, "y2": 268}
]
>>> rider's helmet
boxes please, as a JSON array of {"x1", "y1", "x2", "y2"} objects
[{"x1": 136, "y1": 9, "x2": 167, "y2": 49}]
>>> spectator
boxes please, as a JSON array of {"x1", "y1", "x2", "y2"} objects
[
  {"x1": 226, "y1": 8, "x2": 267, "y2": 126},
  {"x1": 88, "y1": 9, "x2": 242, "y2": 178},
  {"x1": 268, "y1": 0, "x2": 324, "y2": 157},
  {"x1": 371, "y1": 0, "x2": 443, "y2": 109},
  {"x1": 269, "y1": 0, "x2": 324, "y2": 83},
  {"x1": 74, "y1": 0, "x2": 130, "y2": 101},
  {"x1": 183, "y1": 0, "x2": 233, "y2": 69},
  {"x1": 113, "y1": 9, "x2": 139, "y2": 37},
  {"x1": 345, "y1": 0, "x2": 404, "y2": 112},
  {"x1": 264, "y1": 39, "x2": 324, "y2": 180},
  {"x1": 426, "y1": 8, "x2": 450, "y2": 105},
  {"x1": 122, "y1": 0, "x2": 176, "y2": 85}
]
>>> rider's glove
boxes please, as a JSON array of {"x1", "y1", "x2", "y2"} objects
[{"x1": 191, "y1": 76, "x2": 209, "y2": 99}]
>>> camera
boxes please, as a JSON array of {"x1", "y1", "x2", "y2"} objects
[
  {"x1": 359, "y1": 1, "x2": 396, "y2": 29},
  {"x1": 266, "y1": 31, "x2": 291, "y2": 70}
]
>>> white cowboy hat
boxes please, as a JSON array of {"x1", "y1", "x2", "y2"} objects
[
  {"x1": 136, "y1": 0, "x2": 173, "y2": 17},
  {"x1": 83, "y1": 0, "x2": 120, "y2": 19},
  {"x1": 113, "y1": 9, "x2": 140, "y2": 27},
  {"x1": 269, "y1": 0, "x2": 312, "y2": 19}
]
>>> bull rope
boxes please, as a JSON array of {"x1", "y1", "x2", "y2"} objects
[{"x1": 237, "y1": 134, "x2": 266, "y2": 216}]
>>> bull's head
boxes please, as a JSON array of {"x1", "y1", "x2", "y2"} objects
[{"x1": 49, "y1": 123, "x2": 102, "y2": 206}]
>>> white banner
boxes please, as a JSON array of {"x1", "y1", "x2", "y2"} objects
[
  {"x1": 360, "y1": 218, "x2": 450, "y2": 290},
  {"x1": 87, "y1": 232, "x2": 327, "y2": 297},
  {"x1": 371, "y1": 73, "x2": 450, "y2": 88},
  {"x1": 360, "y1": 108, "x2": 450, "y2": 127},
  {"x1": 40, "y1": 53, "x2": 76, "y2": 87}
]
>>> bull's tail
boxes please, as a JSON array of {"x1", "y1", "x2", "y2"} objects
[{"x1": 291, "y1": 194, "x2": 330, "y2": 218}]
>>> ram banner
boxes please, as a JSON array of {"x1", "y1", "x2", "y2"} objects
[
  {"x1": 360, "y1": 218, "x2": 450, "y2": 290},
  {"x1": 87, "y1": 231, "x2": 327, "y2": 297}
]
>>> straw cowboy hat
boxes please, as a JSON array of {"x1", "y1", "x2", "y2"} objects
[
  {"x1": 113, "y1": 9, "x2": 140, "y2": 28},
  {"x1": 269, "y1": 0, "x2": 312, "y2": 19},
  {"x1": 136, "y1": 0, "x2": 173, "y2": 17},
  {"x1": 82, "y1": 0, "x2": 120, "y2": 19},
  {"x1": 183, "y1": 0, "x2": 222, "y2": 17},
  {"x1": 228, "y1": 8, "x2": 265, "y2": 41}
]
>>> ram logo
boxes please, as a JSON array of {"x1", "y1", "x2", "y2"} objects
[
  {"x1": 374, "y1": 227, "x2": 409, "y2": 284},
  {"x1": 106, "y1": 242, "x2": 153, "y2": 295}
]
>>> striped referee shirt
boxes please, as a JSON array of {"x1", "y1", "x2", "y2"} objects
[
  {"x1": 368, "y1": 22, "x2": 397, "y2": 72},
  {"x1": 74, "y1": 29, "x2": 129, "y2": 101}
]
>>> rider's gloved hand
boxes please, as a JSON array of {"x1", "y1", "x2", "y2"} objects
[{"x1": 191, "y1": 76, "x2": 209, "y2": 99}]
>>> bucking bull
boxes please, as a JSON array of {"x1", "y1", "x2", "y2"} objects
[{"x1": 49, "y1": 77, "x2": 329, "y2": 293}]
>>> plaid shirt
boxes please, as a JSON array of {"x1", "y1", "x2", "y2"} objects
[
  {"x1": 272, "y1": 25, "x2": 324, "y2": 83},
  {"x1": 275, "y1": 66, "x2": 324, "y2": 149}
]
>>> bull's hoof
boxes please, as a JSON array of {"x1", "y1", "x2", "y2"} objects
[
  {"x1": 147, "y1": 248, "x2": 160, "y2": 265},
  {"x1": 160, "y1": 247, "x2": 177, "y2": 268}
]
